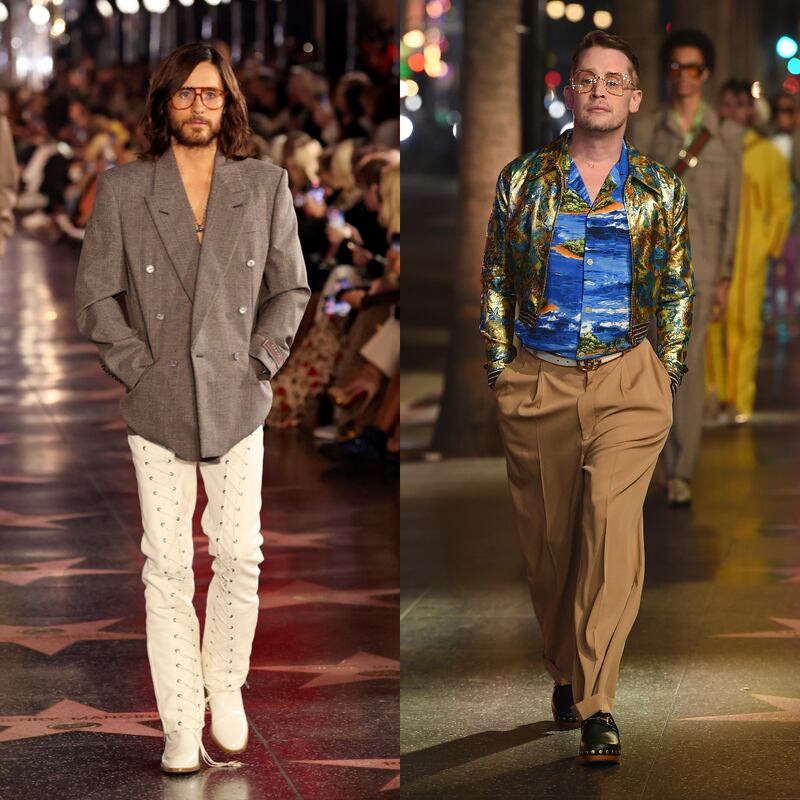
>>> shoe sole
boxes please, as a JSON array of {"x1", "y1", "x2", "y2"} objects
[
  {"x1": 161, "y1": 762, "x2": 201, "y2": 774},
  {"x1": 579, "y1": 751, "x2": 621, "y2": 765},
  {"x1": 210, "y1": 728, "x2": 248, "y2": 755}
]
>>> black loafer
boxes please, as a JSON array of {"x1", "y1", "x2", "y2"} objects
[
  {"x1": 551, "y1": 683, "x2": 579, "y2": 725},
  {"x1": 579, "y1": 712, "x2": 621, "y2": 764}
]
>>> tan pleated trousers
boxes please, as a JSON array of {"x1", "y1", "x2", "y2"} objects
[{"x1": 494, "y1": 340, "x2": 673, "y2": 719}]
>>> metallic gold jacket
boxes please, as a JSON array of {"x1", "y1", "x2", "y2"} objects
[{"x1": 480, "y1": 132, "x2": 694, "y2": 392}]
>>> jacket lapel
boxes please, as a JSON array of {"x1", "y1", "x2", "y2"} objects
[
  {"x1": 144, "y1": 147, "x2": 200, "y2": 302},
  {"x1": 190, "y1": 150, "x2": 248, "y2": 346}
]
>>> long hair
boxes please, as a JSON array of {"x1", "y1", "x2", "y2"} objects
[{"x1": 140, "y1": 42, "x2": 251, "y2": 160}]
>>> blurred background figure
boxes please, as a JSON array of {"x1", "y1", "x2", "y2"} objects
[
  {"x1": 707, "y1": 78, "x2": 792, "y2": 425},
  {"x1": 767, "y1": 92, "x2": 800, "y2": 342},
  {"x1": 627, "y1": 28, "x2": 743, "y2": 507},
  {"x1": 0, "y1": 91, "x2": 17, "y2": 258}
]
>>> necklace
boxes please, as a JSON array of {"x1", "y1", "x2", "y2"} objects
[{"x1": 192, "y1": 203, "x2": 208, "y2": 233}]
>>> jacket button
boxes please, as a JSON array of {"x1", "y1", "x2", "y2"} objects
[
  {"x1": 238, "y1": 306, "x2": 247, "y2": 314},
  {"x1": 145, "y1": 264, "x2": 155, "y2": 273},
  {"x1": 233, "y1": 352, "x2": 241, "y2": 361},
  {"x1": 168, "y1": 360, "x2": 178, "y2": 368},
  {"x1": 155, "y1": 312, "x2": 165, "y2": 320},
  {"x1": 246, "y1": 259, "x2": 255, "y2": 267}
]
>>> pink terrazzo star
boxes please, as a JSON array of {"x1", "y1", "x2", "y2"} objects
[
  {"x1": 712, "y1": 617, "x2": 800, "y2": 639},
  {"x1": 680, "y1": 694, "x2": 800, "y2": 722},
  {"x1": 251, "y1": 651, "x2": 400, "y2": 688},
  {"x1": 292, "y1": 759, "x2": 399, "y2": 792},
  {"x1": 0, "y1": 474, "x2": 51, "y2": 485},
  {"x1": 0, "y1": 699, "x2": 161, "y2": 741},
  {"x1": 0, "y1": 618, "x2": 144, "y2": 655},
  {"x1": 0, "y1": 508, "x2": 95, "y2": 530},
  {"x1": 192, "y1": 529, "x2": 335, "y2": 551},
  {"x1": 0, "y1": 557, "x2": 136, "y2": 586},
  {"x1": 258, "y1": 580, "x2": 399, "y2": 611}
]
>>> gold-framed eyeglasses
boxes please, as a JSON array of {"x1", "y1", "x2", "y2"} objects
[
  {"x1": 170, "y1": 86, "x2": 227, "y2": 110},
  {"x1": 569, "y1": 70, "x2": 637, "y2": 96}
]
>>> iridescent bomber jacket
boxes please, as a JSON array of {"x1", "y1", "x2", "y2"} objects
[{"x1": 479, "y1": 132, "x2": 694, "y2": 394}]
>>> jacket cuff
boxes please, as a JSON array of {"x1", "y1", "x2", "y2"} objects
[{"x1": 249, "y1": 335, "x2": 285, "y2": 379}]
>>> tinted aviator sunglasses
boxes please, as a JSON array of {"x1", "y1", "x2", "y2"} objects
[
  {"x1": 668, "y1": 62, "x2": 705, "y2": 79},
  {"x1": 170, "y1": 86, "x2": 227, "y2": 110}
]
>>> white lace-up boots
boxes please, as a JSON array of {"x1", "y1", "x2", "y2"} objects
[
  {"x1": 129, "y1": 426, "x2": 264, "y2": 772},
  {"x1": 199, "y1": 426, "x2": 264, "y2": 752}
]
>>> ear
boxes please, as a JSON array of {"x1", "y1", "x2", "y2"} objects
[
  {"x1": 628, "y1": 89, "x2": 643, "y2": 114},
  {"x1": 563, "y1": 85, "x2": 574, "y2": 111}
]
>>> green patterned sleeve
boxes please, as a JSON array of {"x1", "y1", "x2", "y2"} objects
[
  {"x1": 656, "y1": 175, "x2": 695, "y2": 394},
  {"x1": 479, "y1": 164, "x2": 518, "y2": 388}
]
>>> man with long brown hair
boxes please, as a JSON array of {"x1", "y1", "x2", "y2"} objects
[{"x1": 74, "y1": 43, "x2": 309, "y2": 772}]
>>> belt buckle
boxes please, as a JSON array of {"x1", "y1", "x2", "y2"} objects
[{"x1": 578, "y1": 358, "x2": 602, "y2": 372}]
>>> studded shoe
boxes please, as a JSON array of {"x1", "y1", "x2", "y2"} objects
[
  {"x1": 551, "y1": 683, "x2": 580, "y2": 726},
  {"x1": 579, "y1": 711, "x2": 621, "y2": 764}
]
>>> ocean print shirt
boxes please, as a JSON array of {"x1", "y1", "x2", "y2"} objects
[{"x1": 517, "y1": 141, "x2": 632, "y2": 359}]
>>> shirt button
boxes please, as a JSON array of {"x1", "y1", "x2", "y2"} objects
[
  {"x1": 238, "y1": 306, "x2": 247, "y2": 314},
  {"x1": 233, "y1": 351, "x2": 241, "y2": 361},
  {"x1": 246, "y1": 259, "x2": 255, "y2": 267},
  {"x1": 155, "y1": 312, "x2": 165, "y2": 320},
  {"x1": 168, "y1": 360, "x2": 178, "y2": 368},
  {"x1": 586, "y1": 258, "x2": 593, "y2": 265},
  {"x1": 585, "y1": 306, "x2": 592, "y2": 312},
  {"x1": 145, "y1": 264, "x2": 155, "y2": 273}
]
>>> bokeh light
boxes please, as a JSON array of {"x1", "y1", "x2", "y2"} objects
[
  {"x1": 788, "y1": 58, "x2": 800, "y2": 76},
  {"x1": 593, "y1": 10, "x2": 612, "y2": 29},
  {"x1": 548, "y1": 100, "x2": 566, "y2": 118},
  {"x1": 403, "y1": 30, "x2": 425, "y2": 49},
  {"x1": 405, "y1": 95, "x2": 422, "y2": 112},
  {"x1": 408, "y1": 53, "x2": 425, "y2": 72},
  {"x1": 544, "y1": 70, "x2": 562, "y2": 88},
  {"x1": 545, "y1": 1, "x2": 566, "y2": 20},
  {"x1": 784, "y1": 76, "x2": 800, "y2": 94},
  {"x1": 777, "y1": 36, "x2": 799, "y2": 59},
  {"x1": 565, "y1": 3, "x2": 585, "y2": 22},
  {"x1": 400, "y1": 115, "x2": 413, "y2": 141}
]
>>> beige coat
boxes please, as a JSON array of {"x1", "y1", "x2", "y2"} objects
[
  {"x1": 74, "y1": 147, "x2": 310, "y2": 460},
  {"x1": 628, "y1": 104, "x2": 743, "y2": 288}
]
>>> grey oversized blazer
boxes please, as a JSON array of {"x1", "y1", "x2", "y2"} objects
[{"x1": 74, "y1": 147, "x2": 310, "y2": 460}]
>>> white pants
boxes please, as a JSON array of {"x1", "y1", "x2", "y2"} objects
[{"x1": 128, "y1": 426, "x2": 265, "y2": 734}]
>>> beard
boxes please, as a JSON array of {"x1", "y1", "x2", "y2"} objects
[{"x1": 168, "y1": 114, "x2": 220, "y2": 148}]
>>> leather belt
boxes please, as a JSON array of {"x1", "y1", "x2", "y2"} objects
[{"x1": 527, "y1": 348, "x2": 624, "y2": 372}]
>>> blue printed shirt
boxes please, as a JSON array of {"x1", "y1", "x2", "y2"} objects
[{"x1": 516, "y1": 141, "x2": 632, "y2": 359}]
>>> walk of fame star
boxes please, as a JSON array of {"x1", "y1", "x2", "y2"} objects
[
  {"x1": 712, "y1": 617, "x2": 800, "y2": 639},
  {"x1": 0, "y1": 508, "x2": 95, "y2": 530},
  {"x1": 0, "y1": 474, "x2": 51, "y2": 485},
  {"x1": 258, "y1": 580, "x2": 400, "y2": 610},
  {"x1": 193, "y1": 530, "x2": 335, "y2": 551},
  {"x1": 292, "y1": 759, "x2": 399, "y2": 792},
  {"x1": 741, "y1": 566, "x2": 800, "y2": 583},
  {"x1": 0, "y1": 557, "x2": 136, "y2": 586},
  {"x1": 680, "y1": 693, "x2": 800, "y2": 722},
  {"x1": 0, "y1": 699, "x2": 161, "y2": 741},
  {"x1": 251, "y1": 651, "x2": 400, "y2": 688},
  {"x1": 0, "y1": 618, "x2": 144, "y2": 655}
]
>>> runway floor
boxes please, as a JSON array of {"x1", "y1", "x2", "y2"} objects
[{"x1": 0, "y1": 232, "x2": 399, "y2": 799}]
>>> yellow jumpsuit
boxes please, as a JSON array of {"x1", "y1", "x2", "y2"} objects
[{"x1": 707, "y1": 129, "x2": 792, "y2": 416}]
